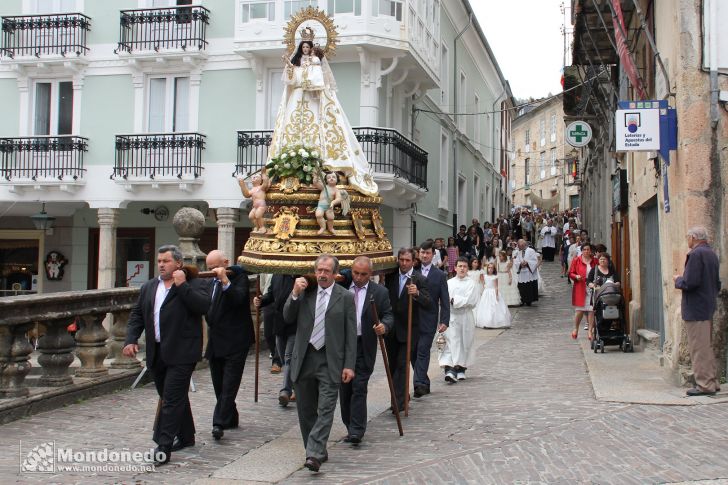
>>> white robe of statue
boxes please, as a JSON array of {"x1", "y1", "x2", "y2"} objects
[{"x1": 268, "y1": 54, "x2": 378, "y2": 196}]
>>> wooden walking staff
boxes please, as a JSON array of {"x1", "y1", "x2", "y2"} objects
[
  {"x1": 369, "y1": 296, "x2": 404, "y2": 436},
  {"x1": 405, "y1": 277, "x2": 413, "y2": 417},
  {"x1": 254, "y1": 275, "x2": 261, "y2": 402}
]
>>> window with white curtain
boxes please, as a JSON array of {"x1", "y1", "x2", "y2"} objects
[
  {"x1": 33, "y1": 80, "x2": 73, "y2": 136},
  {"x1": 440, "y1": 44, "x2": 449, "y2": 106},
  {"x1": 377, "y1": 0, "x2": 403, "y2": 20},
  {"x1": 147, "y1": 76, "x2": 190, "y2": 132},
  {"x1": 327, "y1": 0, "x2": 361, "y2": 15},
  {"x1": 285, "y1": 0, "x2": 318, "y2": 18},
  {"x1": 539, "y1": 118, "x2": 545, "y2": 146},
  {"x1": 539, "y1": 151, "x2": 545, "y2": 179},
  {"x1": 550, "y1": 113, "x2": 557, "y2": 142},
  {"x1": 473, "y1": 93, "x2": 481, "y2": 145},
  {"x1": 550, "y1": 148, "x2": 557, "y2": 175},
  {"x1": 241, "y1": 0, "x2": 275, "y2": 22},
  {"x1": 32, "y1": 0, "x2": 76, "y2": 14},
  {"x1": 439, "y1": 129, "x2": 449, "y2": 209}
]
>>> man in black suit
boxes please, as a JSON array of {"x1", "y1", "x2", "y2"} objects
[
  {"x1": 283, "y1": 254, "x2": 357, "y2": 472},
  {"x1": 413, "y1": 241, "x2": 450, "y2": 398},
  {"x1": 338, "y1": 256, "x2": 393, "y2": 445},
  {"x1": 254, "y1": 273, "x2": 297, "y2": 406},
  {"x1": 384, "y1": 248, "x2": 432, "y2": 412},
  {"x1": 123, "y1": 245, "x2": 210, "y2": 465},
  {"x1": 204, "y1": 250, "x2": 254, "y2": 441}
]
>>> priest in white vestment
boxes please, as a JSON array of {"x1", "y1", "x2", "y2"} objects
[
  {"x1": 439, "y1": 257, "x2": 479, "y2": 383},
  {"x1": 513, "y1": 239, "x2": 540, "y2": 306}
]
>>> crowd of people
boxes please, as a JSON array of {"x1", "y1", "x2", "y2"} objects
[{"x1": 120, "y1": 214, "x2": 725, "y2": 472}]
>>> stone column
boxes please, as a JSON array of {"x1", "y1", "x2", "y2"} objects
[
  {"x1": 110, "y1": 309, "x2": 142, "y2": 370},
  {"x1": 216, "y1": 207, "x2": 239, "y2": 262},
  {"x1": 97, "y1": 208, "x2": 119, "y2": 290},
  {"x1": 75, "y1": 313, "x2": 110, "y2": 378},
  {"x1": 37, "y1": 319, "x2": 76, "y2": 387},
  {"x1": 97, "y1": 208, "x2": 119, "y2": 333},
  {"x1": 0, "y1": 323, "x2": 34, "y2": 397}
]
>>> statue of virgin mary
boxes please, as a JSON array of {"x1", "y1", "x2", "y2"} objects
[{"x1": 268, "y1": 26, "x2": 379, "y2": 196}]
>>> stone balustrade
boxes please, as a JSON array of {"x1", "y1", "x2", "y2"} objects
[{"x1": 0, "y1": 288, "x2": 140, "y2": 398}]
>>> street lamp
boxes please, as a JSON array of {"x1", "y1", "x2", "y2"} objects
[{"x1": 31, "y1": 203, "x2": 55, "y2": 230}]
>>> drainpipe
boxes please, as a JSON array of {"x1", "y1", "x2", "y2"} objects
[{"x1": 452, "y1": 11, "x2": 473, "y2": 235}]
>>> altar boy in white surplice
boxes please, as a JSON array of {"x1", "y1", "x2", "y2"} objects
[{"x1": 438, "y1": 257, "x2": 479, "y2": 383}]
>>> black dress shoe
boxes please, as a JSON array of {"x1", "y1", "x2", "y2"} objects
[
  {"x1": 153, "y1": 446, "x2": 171, "y2": 465},
  {"x1": 413, "y1": 386, "x2": 425, "y2": 398},
  {"x1": 686, "y1": 387, "x2": 717, "y2": 396},
  {"x1": 349, "y1": 435, "x2": 361, "y2": 445},
  {"x1": 171, "y1": 437, "x2": 194, "y2": 452},
  {"x1": 212, "y1": 425, "x2": 224, "y2": 440},
  {"x1": 304, "y1": 456, "x2": 321, "y2": 472}
]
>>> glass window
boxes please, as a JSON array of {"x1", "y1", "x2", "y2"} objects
[
  {"x1": 540, "y1": 152, "x2": 545, "y2": 179},
  {"x1": 57, "y1": 81, "x2": 73, "y2": 135},
  {"x1": 524, "y1": 158, "x2": 530, "y2": 185},
  {"x1": 34, "y1": 83, "x2": 52, "y2": 136},
  {"x1": 378, "y1": 0, "x2": 403, "y2": 20},
  {"x1": 33, "y1": 81, "x2": 73, "y2": 136},
  {"x1": 539, "y1": 119, "x2": 545, "y2": 146},
  {"x1": 241, "y1": 1, "x2": 274, "y2": 22},
  {"x1": 328, "y1": 0, "x2": 361, "y2": 15},
  {"x1": 550, "y1": 148, "x2": 557, "y2": 175},
  {"x1": 285, "y1": 0, "x2": 318, "y2": 18},
  {"x1": 0, "y1": 238, "x2": 40, "y2": 297},
  {"x1": 148, "y1": 76, "x2": 190, "y2": 132}
]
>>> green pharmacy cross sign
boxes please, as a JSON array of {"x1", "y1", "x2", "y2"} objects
[{"x1": 566, "y1": 121, "x2": 592, "y2": 147}]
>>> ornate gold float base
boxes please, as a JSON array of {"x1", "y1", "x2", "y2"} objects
[{"x1": 238, "y1": 183, "x2": 396, "y2": 274}]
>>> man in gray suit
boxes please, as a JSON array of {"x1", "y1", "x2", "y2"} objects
[{"x1": 283, "y1": 254, "x2": 356, "y2": 472}]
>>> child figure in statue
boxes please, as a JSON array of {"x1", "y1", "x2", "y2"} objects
[
  {"x1": 313, "y1": 171, "x2": 349, "y2": 235},
  {"x1": 238, "y1": 171, "x2": 271, "y2": 234}
]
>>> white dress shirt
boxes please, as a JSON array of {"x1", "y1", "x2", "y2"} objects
[
  {"x1": 309, "y1": 284, "x2": 334, "y2": 345},
  {"x1": 349, "y1": 282, "x2": 368, "y2": 336},
  {"x1": 153, "y1": 277, "x2": 172, "y2": 343},
  {"x1": 398, "y1": 270, "x2": 413, "y2": 296},
  {"x1": 420, "y1": 263, "x2": 433, "y2": 279}
]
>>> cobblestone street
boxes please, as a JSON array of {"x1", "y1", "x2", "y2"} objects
[{"x1": 3, "y1": 262, "x2": 728, "y2": 484}]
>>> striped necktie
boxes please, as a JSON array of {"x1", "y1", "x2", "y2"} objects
[{"x1": 310, "y1": 289, "x2": 328, "y2": 350}]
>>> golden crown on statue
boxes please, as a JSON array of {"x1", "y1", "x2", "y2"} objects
[{"x1": 300, "y1": 26, "x2": 315, "y2": 42}]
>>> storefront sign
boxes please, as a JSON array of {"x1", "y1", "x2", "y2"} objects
[
  {"x1": 615, "y1": 103, "x2": 661, "y2": 151},
  {"x1": 126, "y1": 261, "x2": 149, "y2": 288}
]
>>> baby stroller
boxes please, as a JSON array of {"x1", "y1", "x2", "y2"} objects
[{"x1": 591, "y1": 279, "x2": 633, "y2": 353}]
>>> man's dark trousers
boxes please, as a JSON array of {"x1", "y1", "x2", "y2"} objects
[
  {"x1": 209, "y1": 350, "x2": 247, "y2": 428},
  {"x1": 151, "y1": 346, "x2": 196, "y2": 447},
  {"x1": 339, "y1": 336, "x2": 372, "y2": 438}
]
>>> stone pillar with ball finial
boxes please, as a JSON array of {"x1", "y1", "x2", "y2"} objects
[{"x1": 173, "y1": 207, "x2": 207, "y2": 270}]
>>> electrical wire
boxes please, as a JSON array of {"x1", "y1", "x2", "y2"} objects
[{"x1": 415, "y1": 70, "x2": 604, "y2": 117}]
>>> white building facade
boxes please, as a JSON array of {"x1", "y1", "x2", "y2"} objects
[{"x1": 0, "y1": 0, "x2": 510, "y2": 295}]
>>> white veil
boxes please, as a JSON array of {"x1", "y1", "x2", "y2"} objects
[{"x1": 321, "y1": 56, "x2": 337, "y2": 92}]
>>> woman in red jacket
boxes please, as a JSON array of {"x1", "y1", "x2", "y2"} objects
[{"x1": 568, "y1": 243, "x2": 594, "y2": 339}]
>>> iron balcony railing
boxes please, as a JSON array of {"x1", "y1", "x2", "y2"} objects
[
  {"x1": 116, "y1": 5, "x2": 210, "y2": 53},
  {"x1": 235, "y1": 127, "x2": 428, "y2": 189},
  {"x1": 0, "y1": 13, "x2": 90, "y2": 58},
  {"x1": 0, "y1": 136, "x2": 88, "y2": 181},
  {"x1": 113, "y1": 132, "x2": 206, "y2": 180}
]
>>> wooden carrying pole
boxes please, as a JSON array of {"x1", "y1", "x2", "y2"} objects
[
  {"x1": 254, "y1": 275, "x2": 261, "y2": 402},
  {"x1": 370, "y1": 297, "x2": 403, "y2": 436},
  {"x1": 405, "y1": 277, "x2": 413, "y2": 417}
]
